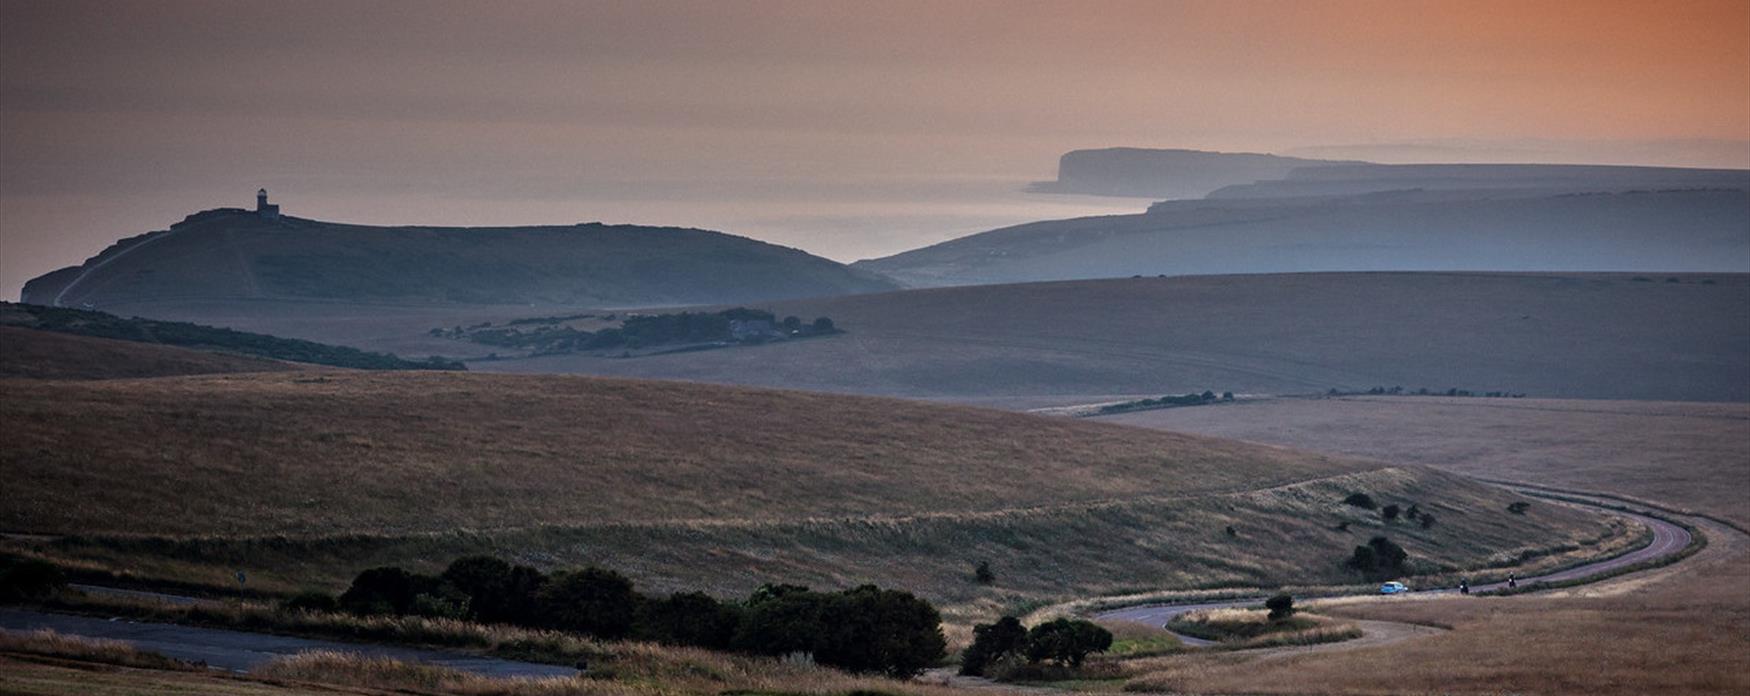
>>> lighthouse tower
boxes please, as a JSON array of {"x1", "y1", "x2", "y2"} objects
[{"x1": 255, "y1": 188, "x2": 281, "y2": 220}]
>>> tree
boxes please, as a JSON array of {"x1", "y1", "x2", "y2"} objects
[
  {"x1": 442, "y1": 556, "x2": 513, "y2": 623},
  {"x1": 0, "y1": 558, "x2": 65, "y2": 601},
  {"x1": 974, "y1": 561, "x2": 995, "y2": 585},
  {"x1": 734, "y1": 587, "x2": 827, "y2": 657},
  {"x1": 1381, "y1": 504, "x2": 1401, "y2": 522},
  {"x1": 1420, "y1": 514, "x2": 1438, "y2": 529},
  {"x1": 1024, "y1": 619, "x2": 1112, "y2": 668},
  {"x1": 339, "y1": 567, "x2": 421, "y2": 615},
  {"x1": 635, "y1": 591, "x2": 742, "y2": 649},
  {"x1": 1348, "y1": 536, "x2": 1409, "y2": 579},
  {"x1": 814, "y1": 585, "x2": 947, "y2": 678},
  {"x1": 537, "y1": 567, "x2": 639, "y2": 639},
  {"x1": 1405, "y1": 504, "x2": 1421, "y2": 521},
  {"x1": 1343, "y1": 493, "x2": 1377, "y2": 510},
  {"x1": 1508, "y1": 501, "x2": 1531, "y2": 515},
  {"x1": 781, "y1": 316, "x2": 803, "y2": 333},
  {"x1": 960, "y1": 616, "x2": 1028, "y2": 676},
  {"x1": 1264, "y1": 594, "x2": 1295, "y2": 621},
  {"x1": 811, "y1": 317, "x2": 836, "y2": 332}
]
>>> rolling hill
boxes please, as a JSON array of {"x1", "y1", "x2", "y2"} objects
[
  {"x1": 855, "y1": 188, "x2": 1750, "y2": 287},
  {"x1": 0, "y1": 326, "x2": 296, "y2": 380},
  {"x1": 19, "y1": 208, "x2": 899, "y2": 311},
  {"x1": 0, "y1": 370, "x2": 1616, "y2": 617},
  {"x1": 477, "y1": 272, "x2": 1750, "y2": 403}
]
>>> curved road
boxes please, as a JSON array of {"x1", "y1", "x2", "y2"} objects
[{"x1": 1097, "y1": 498, "x2": 1692, "y2": 646}]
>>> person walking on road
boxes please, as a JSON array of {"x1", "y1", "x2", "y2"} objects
[
  {"x1": 1507, "y1": 572, "x2": 1517, "y2": 589},
  {"x1": 1459, "y1": 579, "x2": 1469, "y2": 595}
]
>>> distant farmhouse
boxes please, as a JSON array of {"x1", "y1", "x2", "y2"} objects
[{"x1": 255, "y1": 188, "x2": 280, "y2": 220}]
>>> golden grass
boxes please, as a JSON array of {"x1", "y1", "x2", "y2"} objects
[
  {"x1": 0, "y1": 370, "x2": 1617, "y2": 619},
  {"x1": 1098, "y1": 397, "x2": 1750, "y2": 695},
  {"x1": 1101, "y1": 395, "x2": 1750, "y2": 528},
  {"x1": 0, "y1": 655, "x2": 347, "y2": 696},
  {"x1": 0, "y1": 628, "x2": 194, "y2": 671}
]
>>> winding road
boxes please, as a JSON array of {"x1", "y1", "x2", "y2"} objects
[{"x1": 1096, "y1": 494, "x2": 1693, "y2": 647}]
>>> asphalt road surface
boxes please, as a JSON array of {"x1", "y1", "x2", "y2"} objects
[
  {"x1": 1097, "y1": 496, "x2": 1692, "y2": 646},
  {"x1": 0, "y1": 608, "x2": 578, "y2": 678}
]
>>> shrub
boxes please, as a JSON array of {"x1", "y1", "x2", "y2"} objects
[
  {"x1": 1264, "y1": 594, "x2": 1295, "y2": 621},
  {"x1": 812, "y1": 317, "x2": 836, "y2": 332},
  {"x1": 974, "y1": 561, "x2": 995, "y2": 585},
  {"x1": 1420, "y1": 514, "x2": 1438, "y2": 529},
  {"x1": 1405, "y1": 504, "x2": 1421, "y2": 520},
  {"x1": 813, "y1": 585, "x2": 945, "y2": 678},
  {"x1": 733, "y1": 587, "x2": 826, "y2": 657},
  {"x1": 1508, "y1": 501, "x2": 1532, "y2": 515},
  {"x1": 440, "y1": 556, "x2": 512, "y2": 621},
  {"x1": 1225, "y1": 525, "x2": 1237, "y2": 537},
  {"x1": 1347, "y1": 536, "x2": 1409, "y2": 579},
  {"x1": 960, "y1": 616, "x2": 1027, "y2": 676},
  {"x1": 634, "y1": 591, "x2": 742, "y2": 650},
  {"x1": 1024, "y1": 619, "x2": 1112, "y2": 668},
  {"x1": 0, "y1": 558, "x2": 66, "y2": 601},
  {"x1": 1381, "y1": 504, "x2": 1401, "y2": 522},
  {"x1": 1343, "y1": 493, "x2": 1377, "y2": 510},
  {"x1": 734, "y1": 584, "x2": 944, "y2": 677},
  {"x1": 339, "y1": 567, "x2": 422, "y2": 615},
  {"x1": 536, "y1": 567, "x2": 638, "y2": 639}
]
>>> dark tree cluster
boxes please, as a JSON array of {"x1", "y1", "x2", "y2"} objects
[
  {"x1": 1347, "y1": 536, "x2": 1410, "y2": 580},
  {"x1": 11, "y1": 302, "x2": 463, "y2": 370},
  {"x1": 1342, "y1": 493, "x2": 1377, "y2": 510},
  {"x1": 323, "y1": 558, "x2": 944, "y2": 677},
  {"x1": 0, "y1": 557, "x2": 65, "y2": 602},
  {"x1": 434, "y1": 307, "x2": 840, "y2": 355},
  {"x1": 959, "y1": 616, "x2": 1113, "y2": 677}
]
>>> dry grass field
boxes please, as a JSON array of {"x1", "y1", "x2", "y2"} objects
[
  {"x1": 0, "y1": 371, "x2": 1616, "y2": 619},
  {"x1": 0, "y1": 326, "x2": 296, "y2": 380},
  {"x1": 1096, "y1": 395, "x2": 1750, "y2": 695},
  {"x1": 480, "y1": 272, "x2": 1750, "y2": 403},
  {"x1": 1097, "y1": 395, "x2": 1750, "y2": 528}
]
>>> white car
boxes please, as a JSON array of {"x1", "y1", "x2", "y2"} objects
[{"x1": 1379, "y1": 581, "x2": 1410, "y2": 594}]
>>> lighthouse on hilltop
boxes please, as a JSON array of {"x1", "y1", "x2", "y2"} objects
[{"x1": 255, "y1": 188, "x2": 281, "y2": 220}]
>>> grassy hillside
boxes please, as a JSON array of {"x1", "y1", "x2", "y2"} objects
[
  {"x1": 20, "y1": 208, "x2": 898, "y2": 311},
  {"x1": 855, "y1": 189, "x2": 1750, "y2": 287},
  {"x1": 480, "y1": 272, "x2": 1750, "y2": 402},
  {"x1": 0, "y1": 371, "x2": 1614, "y2": 616},
  {"x1": 0, "y1": 303, "x2": 461, "y2": 371},
  {"x1": 1106, "y1": 396, "x2": 1750, "y2": 696},
  {"x1": 1097, "y1": 395, "x2": 1750, "y2": 528},
  {"x1": 0, "y1": 326, "x2": 296, "y2": 380}
]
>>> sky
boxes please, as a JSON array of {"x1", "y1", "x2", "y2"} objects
[{"x1": 3, "y1": 0, "x2": 1748, "y2": 299}]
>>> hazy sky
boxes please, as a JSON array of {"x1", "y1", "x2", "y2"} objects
[{"x1": 3, "y1": 0, "x2": 1748, "y2": 298}]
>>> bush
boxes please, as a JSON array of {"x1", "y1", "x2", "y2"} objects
[
  {"x1": 974, "y1": 561, "x2": 995, "y2": 585},
  {"x1": 1343, "y1": 493, "x2": 1377, "y2": 510},
  {"x1": 1264, "y1": 594, "x2": 1295, "y2": 621},
  {"x1": 1024, "y1": 619, "x2": 1112, "y2": 668},
  {"x1": 441, "y1": 556, "x2": 512, "y2": 622},
  {"x1": 537, "y1": 567, "x2": 638, "y2": 639},
  {"x1": 634, "y1": 591, "x2": 742, "y2": 650},
  {"x1": 1405, "y1": 504, "x2": 1421, "y2": 520},
  {"x1": 734, "y1": 584, "x2": 945, "y2": 677},
  {"x1": 1347, "y1": 536, "x2": 1410, "y2": 579},
  {"x1": 1508, "y1": 501, "x2": 1531, "y2": 515},
  {"x1": 0, "y1": 558, "x2": 66, "y2": 602},
  {"x1": 814, "y1": 585, "x2": 946, "y2": 678},
  {"x1": 960, "y1": 616, "x2": 1027, "y2": 676},
  {"x1": 1381, "y1": 504, "x2": 1401, "y2": 522},
  {"x1": 1420, "y1": 514, "x2": 1437, "y2": 529},
  {"x1": 339, "y1": 567, "x2": 423, "y2": 615}
]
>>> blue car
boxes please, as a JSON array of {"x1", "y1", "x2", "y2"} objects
[{"x1": 1379, "y1": 581, "x2": 1410, "y2": 594}]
